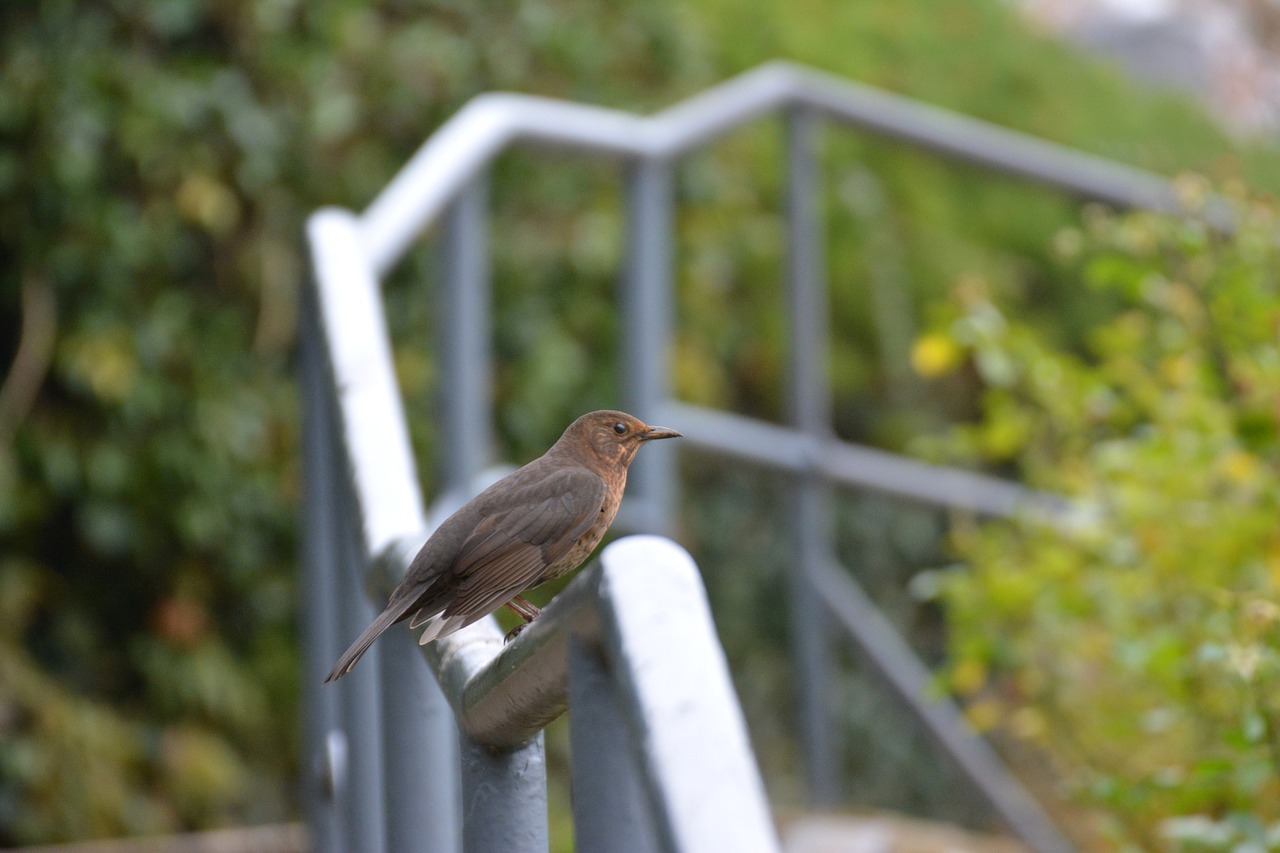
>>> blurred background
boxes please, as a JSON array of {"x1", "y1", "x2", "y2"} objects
[{"x1": 3, "y1": 0, "x2": 1279, "y2": 849}]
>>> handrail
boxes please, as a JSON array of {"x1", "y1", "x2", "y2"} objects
[
  {"x1": 365, "y1": 530, "x2": 584, "y2": 749},
  {"x1": 358, "y1": 60, "x2": 1205, "y2": 276}
]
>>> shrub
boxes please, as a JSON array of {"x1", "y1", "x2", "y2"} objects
[{"x1": 927, "y1": 181, "x2": 1280, "y2": 849}]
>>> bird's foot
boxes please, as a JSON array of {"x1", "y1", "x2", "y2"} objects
[{"x1": 503, "y1": 595, "x2": 541, "y2": 642}]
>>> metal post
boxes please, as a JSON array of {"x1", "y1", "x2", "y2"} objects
[
  {"x1": 404, "y1": 535, "x2": 778, "y2": 853},
  {"x1": 568, "y1": 635, "x2": 660, "y2": 853},
  {"x1": 783, "y1": 105, "x2": 841, "y2": 807},
  {"x1": 307, "y1": 206, "x2": 436, "y2": 853},
  {"x1": 299, "y1": 278, "x2": 389, "y2": 853},
  {"x1": 333, "y1": 495, "x2": 389, "y2": 853},
  {"x1": 595, "y1": 537, "x2": 779, "y2": 853},
  {"x1": 378, "y1": 627, "x2": 462, "y2": 853},
  {"x1": 439, "y1": 171, "x2": 543, "y2": 853},
  {"x1": 298, "y1": 296, "x2": 343, "y2": 853},
  {"x1": 621, "y1": 157, "x2": 677, "y2": 534},
  {"x1": 459, "y1": 732, "x2": 549, "y2": 853},
  {"x1": 439, "y1": 174, "x2": 493, "y2": 495}
]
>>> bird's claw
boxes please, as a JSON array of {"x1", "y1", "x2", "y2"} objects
[{"x1": 504, "y1": 622, "x2": 529, "y2": 643}]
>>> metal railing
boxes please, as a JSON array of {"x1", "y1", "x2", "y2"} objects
[
  {"x1": 301, "y1": 303, "x2": 777, "y2": 851},
  {"x1": 302, "y1": 60, "x2": 1193, "y2": 852}
]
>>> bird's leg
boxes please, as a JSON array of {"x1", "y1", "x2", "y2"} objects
[
  {"x1": 503, "y1": 595, "x2": 541, "y2": 643},
  {"x1": 504, "y1": 595, "x2": 541, "y2": 622}
]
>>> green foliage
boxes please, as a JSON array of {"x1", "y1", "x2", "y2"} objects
[
  {"x1": 0, "y1": 0, "x2": 706, "y2": 843},
  {"x1": 927, "y1": 185, "x2": 1280, "y2": 848}
]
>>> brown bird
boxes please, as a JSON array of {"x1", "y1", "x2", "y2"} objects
[{"x1": 325, "y1": 410, "x2": 681, "y2": 682}]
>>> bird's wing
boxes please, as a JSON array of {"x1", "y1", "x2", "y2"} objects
[{"x1": 439, "y1": 467, "x2": 607, "y2": 617}]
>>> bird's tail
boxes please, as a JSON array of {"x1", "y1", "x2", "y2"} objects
[
  {"x1": 324, "y1": 607, "x2": 404, "y2": 683},
  {"x1": 414, "y1": 611, "x2": 473, "y2": 646}
]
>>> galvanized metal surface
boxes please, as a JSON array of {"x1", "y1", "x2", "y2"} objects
[
  {"x1": 299, "y1": 300, "x2": 391, "y2": 853},
  {"x1": 459, "y1": 732, "x2": 549, "y2": 853},
  {"x1": 657, "y1": 400, "x2": 1069, "y2": 519},
  {"x1": 305, "y1": 209, "x2": 426, "y2": 557},
  {"x1": 593, "y1": 537, "x2": 778, "y2": 853},
  {"x1": 377, "y1": 627, "x2": 460, "y2": 853},
  {"x1": 439, "y1": 177, "x2": 494, "y2": 495},
  {"x1": 331, "y1": 523, "x2": 388, "y2": 853},
  {"x1": 305, "y1": 214, "x2": 445, "y2": 852},
  {"x1": 620, "y1": 159, "x2": 678, "y2": 537},
  {"x1": 568, "y1": 636, "x2": 661, "y2": 853},
  {"x1": 357, "y1": 60, "x2": 1187, "y2": 275},
  {"x1": 783, "y1": 105, "x2": 841, "y2": 807},
  {"x1": 297, "y1": 308, "x2": 342, "y2": 853}
]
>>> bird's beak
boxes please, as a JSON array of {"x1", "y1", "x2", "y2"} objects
[{"x1": 642, "y1": 425, "x2": 682, "y2": 441}]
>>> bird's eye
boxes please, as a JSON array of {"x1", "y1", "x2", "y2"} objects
[{"x1": 613, "y1": 422, "x2": 627, "y2": 435}]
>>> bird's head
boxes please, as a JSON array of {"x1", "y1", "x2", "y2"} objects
[{"x1": 557, "y1": 410, "x2": 681, "y2": 470}]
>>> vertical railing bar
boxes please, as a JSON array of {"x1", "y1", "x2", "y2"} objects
[
  {"x1": 334, "y1": 481, "x2": 390, "y2": 853},
  {"x1": 568, "y1": 635, "x2": 663, "y2": 853},
  {"x1": 302, "y1": 210, "x2": 394, "y2": 853},
  {"x1": 621, "y1": 157, "x2": 677, "y2": 535},
  {"x1": 440, "y1": 172, "x2": 494, "y2": 496},
  {"x1": 783, "y1": 104, "x2": 841, "y2": 807},
  {"x1": 378, "y1": 628, "x2": 462, "y2": 853},
  {"x1": 298, "y1": 293, "x2": 343, "y2": 853},
  {"x1": 595, "y1": 537, "x2": 781, "y2": 853},
  {"x1": 439, "y1": 171, "x2": 551, "y2": 853},
  {"x1": 784, "y1": 113, "x2": 833, "y2": 434},
  {"x1": 370, "y1": 190, "x2": 467, "y2": 850},
  {"x1": 459, "y1": 733, "x2": 550, "y2": 853}
]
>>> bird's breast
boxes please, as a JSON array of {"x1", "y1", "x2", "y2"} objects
[{"x1": 540, "y1": 480, "x2": 623, "y2": 583}]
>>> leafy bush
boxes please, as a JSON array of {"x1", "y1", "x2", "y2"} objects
[
  {"x1": 925, "y1": 181, "x2": 1280, "y2": 849},
  {"x1": 0, "y1": 0, "x2": 706, "y2": 843}
]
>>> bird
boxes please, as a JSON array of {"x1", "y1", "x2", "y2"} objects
[{"x1": 325, "y1": 410, "x2": 681, "y2": 682}]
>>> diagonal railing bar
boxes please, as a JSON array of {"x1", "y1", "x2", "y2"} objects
[
  {"x1": 358, "y1": 60, "x2": 1202, "y2": 276},
  {"x1": 307, "y1": 209, "x2": 426, "y2": 559},
  {"x1": 810, "y1": 559, "x2": 1074, "y2": 853}
]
